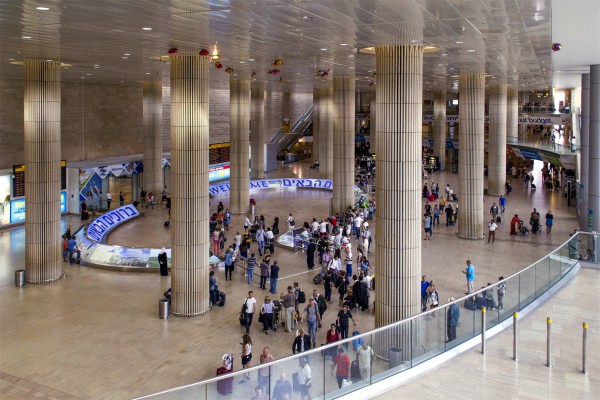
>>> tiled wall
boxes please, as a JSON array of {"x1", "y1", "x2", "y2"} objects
[{"x1": 0, "y1": 78, "x2": 312, "y2": 169}]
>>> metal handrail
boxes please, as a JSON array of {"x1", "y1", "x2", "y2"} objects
[
  {"x1": 268, "y1": 107, "x2": 313, "y2": 144},
  {"x1": 134, "y1": 231, "x2": 595, "y2": 399}
]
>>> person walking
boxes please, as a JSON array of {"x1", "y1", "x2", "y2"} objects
[
  {"x1": 421, "y1": 275, "x2": 430, "y2": 312},
  {"x1": 331, "y1": 347, "x2": 351, "y2": 388},
  {"x1": 242, "y1": 291, "x2": 257, "y2": 335},
  {"x1": 356, "y1": 341, "x2": 374, "y2": 380},
  {"x1": 463, "y1": 260, "x2": 475, "y2": 294},
  {"x1": 257, "y1": 347, "x2": 274, "y2": 394},
  {"x1": 303, "y1": 298, "x2": 321, "y2": 348},
  {"x1": 489, "y1": 202, "x2": 499, "y2": 221},
  {"x1": 497, "y1": 277, "x2": 506, "y2": 311},
  {"x1": 260, "y1": 295, "x2": 275, "y2": 335},
  {"x1": 447, "y1": 298, "x2": 460, "y2": 342},
  {"x1": 336, "y1": 305, "x2": 356, "y2": 340},
  {"x1": 259, "y1": 261, "x2": 269, "y2": 290},
  {"x1": 499, "y1": 194, "x2": 507, "y2": 214},
  {"x1": 256, "y1": 226, "x2": 265, "y2": 256},
  {"x1": 106, "y1": 192, "x2": 112, "y2": 209},
  {"x1": 224, "y1": 249, "x2": 234, "y2": 281},
  {"x1": 119, "y1": 191, "x2": 125, "y2": 206},
  {"x1": 487, "y1": 219, "x2": 497, "y2": 244},
  {"x1": 269, "y1": 260, "x2": 280, "y2": 294},
  {"x1": 246, "y1": 253, "x2": 257, "y2": 284},
  {"x1": 423, "y1": 213, "x2": 432, "y2": 240},
  {"x1": 545, "y1": 210, "x2": 554, "y2": 235},
  {"x1": 239, "y1": 334, "x2": 253, "y2": 383},
  {"x1": 292, "y1": 328, "x2": 311, "y2": 354},
  {"x1": 280, "y1": 286, "x2": 295, "y2": 332},
  {"x1": 158, "y1": 247, "x2": 168, "y2": 276}
]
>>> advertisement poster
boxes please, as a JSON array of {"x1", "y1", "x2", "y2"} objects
[
  {"x1": 0, "y1": 175, "x2": 10, "y2": 225},
  {"x1": 9, "y1": 192, "x2": 67, "y2": 224},
  {"x1": 79, "y1": 170, "x2": 103, "y2": 208}
]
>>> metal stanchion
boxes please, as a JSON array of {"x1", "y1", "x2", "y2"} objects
[
  {"x1": 582, "y1": 322, "x2": 588, "y2": 374},
  {"x1": 513, "y1": 312, "x2": 518, "y2": 361},
  {"x1": 481, "y1": 307, "x2": 486, "y2": 355},
  {"x1": 546, "y1": 317, "x2": 552, "y2": 368}
]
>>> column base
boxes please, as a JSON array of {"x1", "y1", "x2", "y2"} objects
[
  {"x1": 456, "y1": 234, "x2": 485, "y2": 240},
  {"x1": 25, "y1": 270, "x2": 65, "y2": 284},
  {"x1": 170, "y1": 308, "x2": 211, "y2": 317}
]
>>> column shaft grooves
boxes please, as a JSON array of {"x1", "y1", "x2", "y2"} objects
[
  {"x1": 374, "y1": 46, "x2": 422, "y2": 334},
  {"x1": 170, "y1": 55, "x2": 210, "y2": 316},
  {"x1": 143, "y1": 81, "x2": 163, "y2": 196},
  {"x1": 24, "y1": 60, "x2": 62, "y2": 283},
  {"x1": 332, "y1": 77, "x2": 355, "y2": 214},
  {"x1": 589, "y1": 65, "x2": 600, "y2": 231},
  {"x1": 230, "y1": 79, "x2": 250, "y2": 214},
  {"x1": 319, "y1": 86, "x2": 334, "y2": 180},
  {"x1": 250, "y1": 83, "x2": 265, "y2": 179},
  {"x1": 433, "y1": 91, "x2": 446, "y2": 170},
  {"x1": 458, "y1": 73, "x2": 485, "y2": 239},
  {"x1": 488, "y1": 84, "x2": 507, "y2": 196},
  {"x1": 312, "y1": 88, "x2": 320, "y2": 163}
]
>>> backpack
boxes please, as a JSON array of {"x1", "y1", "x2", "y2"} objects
[{"x1": 297, "y1": 290, "x2": 306, "y2": 304}]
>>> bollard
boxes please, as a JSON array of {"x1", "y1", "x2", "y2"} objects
[
  {"x1": 546, "y1": 317, "x2": 552, "y2": 367},
  {"x1": 481, "y1": 307, "x2": 486, "y2": 355},
  {"x1": 513, "y1": 312, "x2": 518, "y2": 361},
  {"x1": 582, "y1": 322, "x2": 588, "y2": 374}
]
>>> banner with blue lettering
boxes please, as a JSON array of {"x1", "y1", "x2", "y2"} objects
[
  {"x1": 86, "y1": 204, "x2": 140, "y2": 242},
  {"x1": 10, "y1": 191, "x2": 67, "y2": 224}
]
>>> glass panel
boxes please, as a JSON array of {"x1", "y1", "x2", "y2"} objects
[
  {"x1": 206, "y1": 367, "x2": 249, "y2": 400},
  {"x1": 535, "y1": 258, "x2": 551, "y2": 296},
  {"x1": 499, "y1": 275, "x2": 518, "y2": 319},
  {"x1": 519, "y1": 265, "x2": 536, "y2": 308},
  {"x1": 371, "y1": 321, "x2": 412, "y2": 383},
  {"x1": 411, "y1": 311, "x2": 446, "y2": 366},
  {"x1": 446, "y1": 299, "x2": 473, "y2": 349},
  {"x1": 549, "y1": 247, "x2": 563, "y2": 286},
  {"x1": 146, "y1": 385, "x2": 206, "y2": 400}
]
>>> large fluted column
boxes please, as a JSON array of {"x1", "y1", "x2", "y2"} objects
[
  {"x1": 506, "y1": 86, "x2": 518, "y2": 143},
  {"x1": 488, "y1": 84, "x2": 508, "y2": 196},
  {"x1": 332, "y1": 76, "x2": 355, "y2": 214},
  {"x1": 319, "y1": 86, "x2": 334, "y2": 180},
  {"x1": 579, "y1": 74, "x2": 590, "y2": 230},
  {"x1": 24, "y1": 60, "x2": 62, "y2": 283},
  {"x1": 458, "y1": 73, "x2": 485, "y2": 239},
  {"x1": 369, "y1": 90, "x2": 376, "y2": 152},
  {"x1": 374, "y1": 45, "x2": 423, "y2": 329},
  {"x1": 170, "y1": 55, "x2": 210, "y2": 316},
  {"x1": 433, "y1": 91, "x2": 447, "y2": 170},
  {"x1": 589, "y1": 65, "x2": 600, "y2": 232},
  {"x1": 250, "y1": 82, "x2": 265, "y2": 179},
  {"x1": 519, "y1": 91, "x2": 529, "y2": 138},
  {"x1": 230, "y1": 79, "x2": 251, "y2": 214},
  {"x1": 143, "y1": 80, "x2": 163, "y2": 196},
  {"x1": 312, "y1": 87, "x2": 321, "y2": 164}
]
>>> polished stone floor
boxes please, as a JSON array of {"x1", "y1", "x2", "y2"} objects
[{"x1": 0, "y1": 159, "x2": 586, "y2": 399}]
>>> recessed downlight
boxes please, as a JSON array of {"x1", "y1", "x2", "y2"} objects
[
  {"x1": 22, "y1": 36, "x2": 32, "y2": 39},
  {"x1": 455, "y1": 41, "x2": 464, "y2": 44},
  {"x1": 320, "y1": 48, "x2": 327, "y2": 51},
  {"x1": 467, "y1": 49, "x2": 475, "y2": 52},
  {"x1": 124, "y1": 53, "x2": 131, "y2": 56},
  {"x1": 339, "y1": 43, "x2": 348, "y2": 46},
  {"x1": 239, "y1": 61, "x2": 246, "y2": 63}
]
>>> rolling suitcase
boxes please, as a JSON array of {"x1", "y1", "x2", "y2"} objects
[
  {"x1": 496, "y1": 216, "x2": 501, "y2": 223},
  {"x1": 464, "y1": 298, "x2": 477, "y2": 310},
  {"x1": 352, "y1": 331, "x2": 363, "y2": 351},
  {"x1": 350, "y1": 360, "x2": 362, "y2": 381},
  {"x1": 216, "y1": 367, "x2": 233, "y2": 394},
  {"x1": 313, "y1": 271, "x2": 326, "y2": 285},
  {"x1": 218, "y1": 291, "x2": 226, "y2": 307}
]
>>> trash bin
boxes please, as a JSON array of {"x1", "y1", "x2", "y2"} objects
[
  {"x1": 388, "y1": 347, "x2": 403, "y2": 369},
  {"x1": 15, "y1": 269, "x2": 25, "y2": 287},
  {"x1": 159, "y1": 299, "x2": 170, "y2": 319}
]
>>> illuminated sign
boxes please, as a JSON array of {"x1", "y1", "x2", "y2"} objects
[
  {"x1": 422, "y1": 114, "x2": 566, "y2": 125},
  {"x1": 10, "y1": 191, "x2": 68, "y2": 224},
  {"x1": 208, "y1": 179, "x2": 338, "y2": 195},
  {"x1": 208, "y1": 162, "x2": 231, "y2": 182},
  {"x1": 86, "y1": 204, "x2": 140, "y2": 242}
]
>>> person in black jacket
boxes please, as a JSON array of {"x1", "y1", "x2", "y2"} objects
[
  {"x1": 354, "y1": 275, "x2": 370, "y2": 311},
  {"x1": 158, "y1": 247, "x2": 168, "y2": 276},
  {"x1": 306, "y1": 240, "x2": 316, "y2": 269},
  {"x1": 292, "y1": 328, "x2": 312, "y2": 354}
]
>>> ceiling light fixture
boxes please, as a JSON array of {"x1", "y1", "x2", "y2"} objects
[
  {"x1": 240, "y1": 61, "x2": 246, "y2": 63},
  {"x1": 142, "y1": 27, "x2": 152, "y2": 31},
  {"x1": 320, "y1": 48, "x2": 327, "y2": 51},
  {"x1": 211, "y1": 43, "x2": 220, "y2": 60},
  {"x1": 248, "y1": 58, "x2": 255, "y2": 62},
  {"x1": 467, "y1": 49, "x2": 475, "y2": 52},
  {"x1": 339, "y1": 43, "x2": 348, "y2": 46},
  {"x1": 124, "y1": 53, "x2": 131, "y2": 56},
  {"x1": 22, "y1": 36, "x2": 32, "y2": 39},
  {"x1": 455, "y1": 41, "x2": 463, "y2": 44},
  {"x1": 36, "y1": 6, "x2": 50, "y2": 11},
  {"x1": 359, "y1": 45, "x2": 437, "y2": 54}
]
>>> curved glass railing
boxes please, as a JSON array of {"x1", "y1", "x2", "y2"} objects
[{"x1": 134, "y1": 232, "x2": 597, "y2": 400}]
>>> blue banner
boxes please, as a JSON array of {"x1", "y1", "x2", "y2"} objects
[
  {"x1": 519, "y1": 149, "x2": 543, "y2": 161},
  {"x1": 86, "y1": 204, "x2": 140, "y2": 242},
  {"x1": 10, "y1": 191, "x2": 67, "y2": 224}
]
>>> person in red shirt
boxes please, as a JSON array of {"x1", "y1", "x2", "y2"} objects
[{"x1": 331, "y1": 347, "x2": 351, "y2": 388}]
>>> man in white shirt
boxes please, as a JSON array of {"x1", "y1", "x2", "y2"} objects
[
  {"x1": 487, "y1": 219, "x2": 498, "y2": 244},
  {"x1": 298, "y1": 357, "x2": 312, "y2": 399},
  {"x1": 319, "y1": 219, "x2": 328, "y2": 237},
  {"x1": 311, "y1": 218, "x2": 320, "y2": 233},
  {"x1": 328, "y1": 254, "x2": 340, "y2": 273},
  {"x1": 244, "y1": 215, "x2": 251, "y2": 230},
  {"x1": 242, "y1": 291, "x2": 257, "y2": 334},
  {"x1": 357, "y1": 342, "x2": 374, "y2": 380},
  {"x1": 353, "y1": 215, "x2": 363, "y2": 239},
  {"x1": 235, "y1": 231, "x2": 242, "y2": 248}
]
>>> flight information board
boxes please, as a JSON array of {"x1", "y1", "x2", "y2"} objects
[
  {"x1": 12, "y1": 164, "x2": 25, "y2": 198},
  {"x1": 61, "y1": 160, "x2": 67, "y2": 190},
  {"x1": 209, "y1": 143, "x2": 230, "y2": 165}
]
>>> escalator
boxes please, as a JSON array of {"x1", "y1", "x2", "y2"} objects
[{"x1": 268, "y1": 107, "x2": 313, "y2": 150}]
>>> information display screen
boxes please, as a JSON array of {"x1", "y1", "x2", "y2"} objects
[
  {"x1": 61, "y1": 160, "x2": 67, "y2": 190},
  {"x1": 12, "y1": 164, "x2": 25, "y2": 198},
  {"x1": 209, "y1": 143, "x2": 230, "y2": 165}
]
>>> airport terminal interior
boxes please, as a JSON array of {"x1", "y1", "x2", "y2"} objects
[{"x1": 1, "y1": 1, "x2": 600, "y2": 399}]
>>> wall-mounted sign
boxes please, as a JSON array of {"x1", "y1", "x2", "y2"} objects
[
  {"x1": 208, "y1": 162, "x2": 231, "y2": 182},
  {"x1": 207, "y1": 178, "x2": 357, "y2": 196},
  {"x1": 12, "y1": 164, "x2": 25, "y2": 198},
  {"x1": 86, "y1": 204, "x2": 140, "y2": 243},
  {"x1": 422, "y1": 114, "x2": 568, "y2": 125},
  {"x1": 9, "y1": 191, "x2": 67, "y2": 224}
]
